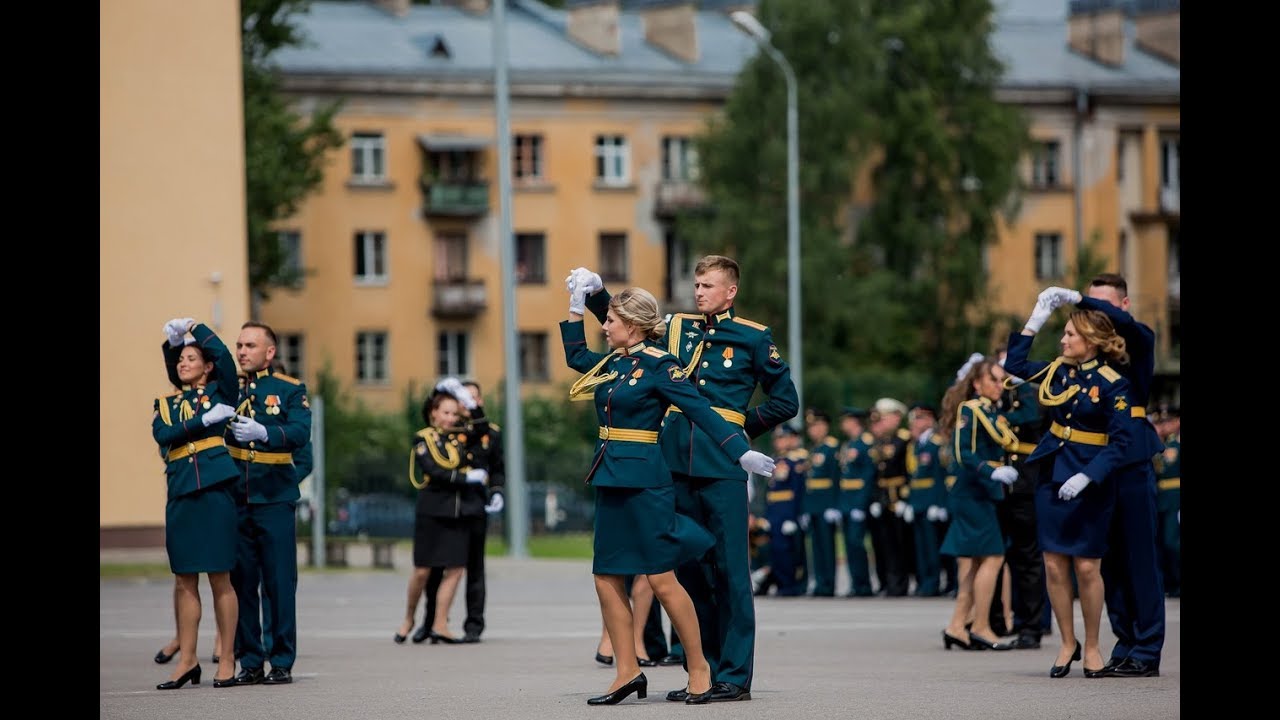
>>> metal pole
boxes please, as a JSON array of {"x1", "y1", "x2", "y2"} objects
[
  {"x1": 493, "y1": 0, "x2": 528, "y2": 558},
  {"x1": 311, "y1": 395, "x2": 325, "y2": 568}
]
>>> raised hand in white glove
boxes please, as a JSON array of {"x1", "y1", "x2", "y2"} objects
[
  {"x1": 465, "y1": 468, "x2": 489, "y2": 485},
  {"x1": 1024, "y1": 296, "x2": 1054, "y2": 334},
  {"x1": 569, "y1": 282, "x2": 587, "y2": 316},
  {"x1": 1058, "y1": 472, "x2": 1092, "y2": 501},
  {"x1": 164, "y1": 318, "x2": 193, "y2": 346},
  {"x1": 738, "y1": 450, "x2": 776, "y2": 476},
  {"x1": 903, "y1": 505, "x2": 915, "y2": 523},
  {"x1": 869, "y1": 502, "x2": 883, "y2": 518},
  {"x1": 780, "y1": 519, "x2": 798, "y2": 536},
  {"x1": 1039, "y1": 286, "x2": 1083, "y2": 310},
  {"x1": 571, "y1": 267, "x2": 604, "y2": 295},
  {"x1": 231, "y1": 415, "x2": 269, "y2": 443},
  {"x1": 436, "y1": 376, "x2": 477, "y2": 410},
  {"x1": 849, "y1": 508, "x2": 867, "y2": 522},
  {"x1": 1176, "y1": 510, "x2": 1180, "y2": 525},
  {"x1": 485, "y1": 491, "x2": 505, "y2": 514},
  {"x1": 936, "y1": 507, "x2": 948, "y2": 522},
  {"x1": 823, "y1": 508, "x2": 842, "y2": 524},
  {"x1": 991, "y1": 466, "x2": 1019, "y2": 485},
  {"x1": 201, "y1": 403, "x2": 236, "y2": 427}
]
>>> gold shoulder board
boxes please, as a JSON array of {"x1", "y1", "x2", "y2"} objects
[
  {"x1": 824, "y1": 436, "x2": 840, "y2": 448},
  {"x1": 897, "y1": 428, "x2": 912, "y2": 441},
  {"x1": 273, "y1": 373, "x2": 303, "y2": 386},
  {"x1": 732, "y1": 316, "x2": 767, "y2": 331},
  {"x1": 643, "y1": 347, "x2": 668, "y2": 358},
  {"x1": 1098, "y1": 366, "x2": 1121, "y2": 383}
]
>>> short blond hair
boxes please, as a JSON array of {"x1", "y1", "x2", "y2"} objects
[
  {"x1": 693, "y1": 255, "x2": 740, "y2": 285},
  {"x1": 610, "y1": 287, "x2": 667, "y2": 341}
]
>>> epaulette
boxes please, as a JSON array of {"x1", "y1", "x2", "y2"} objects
[
  {"x1": 643, "y1": 346, "x2": 669, "y2": 359},
  {"x1": 670, "y1": 312, "x2": 701, "y2": 322},
  {"x1": 861, "y1": 431, "x2": 875, "y2": 445},
  {"x1": 272, "y1": 372, "x2": 304, "y2": 386},
  {"x1": 787, "y1": 448, "x2": 809, "y2": 461},
  {"x1": 896, "y1": 428, "x2": 912, "y2": 441},
  {"x1": 731, "y1": 316, "x2": 767, "y2": 331},
  {"x1": 488, "y1": 422, "x2": 501, "y2": 432},
  {"x1": 1097, "y1": 366, "x2": 1121, "y2": 383},
  {"x1": 823, "y1": 436, "x2": 840, "y2": 448}
]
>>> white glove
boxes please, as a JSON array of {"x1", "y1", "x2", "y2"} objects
[
  {"x1": 936, "y1": 507, "x2": 948, "y2": 522},
  {"x1": 903, "y1": 505, "x2": 915, "y2": 523},
  {"x1": 569, "y1": 282, "x2": 587, "y2": 316},
  {"x1": 436, "y1": 376, "x2": 477, "y2": 410},
  {"x1": 465, "y1": 468, "x2": 488, "y2": 485},
  {"x1": 780, "y1": 519, "x2": 798, "y2": 536},
  {"x1": 955, "y1": 352, "x2": 985, "y2": 382},
  {"x1": 164, "y1": 318, "x2": 192, "y2": 346},
  {"x1": 849, "y1": 508, "x2": 867, "y2": 522},
  {"x1": 823, "y1": 508, "x2": 842, "y2": 524},
  {"x1": 1024, "y1": 296, "x2": 1054, "y2": 333},
  {"x1": 869, "y1": 502, "x2": 883, "y2": 518},
  {"x1": 570, "y1": 267, "x2": 604, "y2": 295},
  {"x1": 991, "y1": 466, "x2": 1019, "y2": 485},
  {"x1": 925, "y1": 505, "x2": 939, "y2": 522},
  {"x1": 798, "y1": 514, "x2": 810, "y2": 532},
  {"x1": 892, "y1": 500, "x2": 906, "y2": 517},
  {"x1": 231, "y1": 414, "x2": 269, "y2": 442},
  {"x1": 201, "y1": 403, "x2": 236, "y2": 427},
  {"x1": 738, "y1": 450, "x2": 776, "y2": 476},
  {"x1": 1039, "y1": 286, "x2": 1083, "y2": 310},
  {"x1": 1058, "y1": 472, "x2": 1092, "y2": 501},
  {"x1": 484, "y1": 491, "x2": 504, "y2": 514}
]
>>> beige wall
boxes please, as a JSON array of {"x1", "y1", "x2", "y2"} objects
[{"x1": 101, "y1": 0, "x2": 249, "y2": 534}]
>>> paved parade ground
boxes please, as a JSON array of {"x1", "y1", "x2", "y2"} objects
[{"x1": 101, "y1": 554, "x2": 1179, "y2": 719}]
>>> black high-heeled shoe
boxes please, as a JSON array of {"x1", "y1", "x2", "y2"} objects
[
  {"x1": 595, "y1": 652, "x2": 614, "y2": 666},
  {"x1": 1050, "y1": 641, "x2": 1083, "y2": 678},
  {"x1": 394, "y1": 632, "x2": 408, "y2": 644},
  {"x1": 412, "y1": 625, "x2": 431, "y2": 644},
  {"x1": 637, "y1": 656, "x2": 658, "y2": 667},
  {"x1": 156, "y1": 664, "x2": 201, "y2": 690},
  {"x1": 942, "y1": 630, "x2": 971, "y2": 650},
  {"x1": 685, "y1": 684, "x2": 715, "y2": 705},
  {"x1": 212, "y1": 675, "x2": 237, "y2": 688},
  {"x1": 154, "y1": 647, "x2": 178, "y2": 664},
  {"x1": 968, "y1": 632, "x2": 1014, "y2": 651},
  {"x1": 429, "y1": 630, "x2": 461, "y2": 645},
  {"x1": 587, "y1": 673, "x2": 648, "y2": 705}
]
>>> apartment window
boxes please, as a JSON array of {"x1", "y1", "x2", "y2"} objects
[
  {"x1": 520, "y1": 332, "x2": 550, "y2": 382},
  {"x1": 1160, "y1": 136, "x2": 1180, "y2": 191},
  {"x1": 278, "y1": 333, "x2": 305, "y2": 379},
  {"x1": 1034, "y1": 233, "x2": 1064, "y2": 280},
  {"x1": 351, "y1": 132, "x2": 386, "y2": 183},
  {"x1": 279, "y1": 230, "x2": 303, "y2": 287},
  {"x1": 434, "y1": 232, "x2": 468, "y2": 281},
  {"x1": 438, "y1": 331, "x2": 470, "y2": 377},
  {"x1": 514, "y1": 134, "x2": 543, "y2": 181},
  {"x1": 1118, "y1": 229, "x2": 1129, "y2": 279},
  {"x1": 1031, "y1": 140, "x2": 1060, "y2": 188},
  {"x1": 430, "y1": 150, "x2": 476, "y2": 183},
  {"x1": 600, "y1": 232, "x2": 628, "y2": 282},
  {"x1": 354, "y1": 231, "x2": 388, "y2": 284},
  {"x1": 1115, "y1": 136, "x2": 1125, "y2": 182},
  {"x1": 355, "y1": 331, "x2": 388, "y2": 383},
  {"x1": 661, "y1": 136, "x2": 699, "y2": 181},
  {"x1": 595, "y1": 135, "x2": 630, "y2": 186},
  {"x1": 515, "y1": 232, "x2": 546, "y2": 284}
]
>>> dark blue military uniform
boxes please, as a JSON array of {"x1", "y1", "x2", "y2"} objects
[
  {"x1": 585, "y1": 291, "x2": 797, "y2": 693},
  {"x1": 802, "y1": 431, "x2": 841, "y2": 597},
  {"x1": 227, "y1": 366, "x2": 312, "y2": 675},
  {"x1": 837, "y1": 426, "x2": 876, "y2": 596},
  {"x1": 765, "y1": 437, "x2": 808, "y2": 596},
  {"x1": 1154, "y1": 430, "x2": 1180, "y2": 597},
  {"x1": 155, "y1": 324, "x2": 240, "y2": 574},
  {"x1": 907, "y1": 429, "x2": 948, "y2": 595}
]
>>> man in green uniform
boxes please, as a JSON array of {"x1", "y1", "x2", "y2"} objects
[
  {"x1": 868, "y1": 398, "x2": 913, "y2": 596},
  {"x1": 905, "y1": 404, "x2": 947, "y2": 597},
  {"x1": 803, "y1": 409, "x2": 842, "y2": 597},
  {"x1": 837, "y1": 407, "x2": 876, "y2": 597},
  {"x1": 574, "y1": 255, "x2": 798, "y2": 702},
  {"x1": 1154, "y1": 408, "x2": 1180, "y2": 597}
]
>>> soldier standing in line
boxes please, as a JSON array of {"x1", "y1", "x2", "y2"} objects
[
  {"x1": 763, "y1": 424, "x2": 809, "y2": 596},
  {"x1": 837, "y1": 407, "x2": 876, "y2": 597},
  {"x1": 1153, "y1": 408, "x2": 1180, "y2": 598},
  {"x1": 802, "y1": 409, "x2": 842, "y2": 597},
  {"x1": 906, "y1": 404, "x2": 947, "y2": 597},
  {"x1": 869, "y1": 398, "x2": 914, "y2": 597}
]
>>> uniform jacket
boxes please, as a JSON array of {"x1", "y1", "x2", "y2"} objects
[
  {"x1": 873, "y1": 427, "x2": 913, "y2": 505},
  {"x1": 586, "y1": 291, "x2": 797, "y2": 481},
  {"x1": 411, "y1": 408, "x2": 491, "y2": 518},
  {"x1": 802, "y1": 436, "x2": 841, "y2": 515},
  {"x1": 907, "y1": 429, "x2": 949, "y2": 511},
  {"x1": 227, "y1": 366, "x2": 313, "y2": 504},
  {"x1": 560, "y1": 320, "x2": 752, "y2": 488},
  {"x1": 154, "y1": 323, "x2": 239, "y2": 500},
  {"x1": 951, "y1": 398, "x2": 1011, "y2": 502},
  {"x1": 765, "y1": 448, "x2": 807, "y2": 525},
  {"x1": 1076, "y1": 296, "x2": 1164, "y2": 463},
  {"x1": 838, "y1": 431, "x2": 877, "y2": 514},
  {"x1": 1154, "y1": 432, "x2": 1180, "y2": 512}
]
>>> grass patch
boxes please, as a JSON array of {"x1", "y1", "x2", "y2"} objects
[
  {"x1": 99, "y1": 563, "x2": 172, "y2": 579},
  {"x1": 486, "y1": 532, "x2": 593, "y2": 559}
]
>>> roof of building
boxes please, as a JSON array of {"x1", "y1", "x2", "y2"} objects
[{"x1": 273, "y1": 0, "x2": 1177, "y2": 95}]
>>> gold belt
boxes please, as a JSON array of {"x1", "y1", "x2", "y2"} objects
[
  {"x1": 664, "y1": 405, "x2": 746, "y2": 427},
  {"x1": 167, "y1": 437, "x2": 226, "y2": 462},
  {"x1": 1049, "y1": 422, "x2": 1108, "y2": 446},
  {"x1": 878, "y1": 475, "x2": 906, "y2": 488},
  {"x1": 1012, "y1": 442, "x2": 1038, "y2": 455},
  {"x1": 228, "y1": 446, "x2": 295, "y2": 465},
  {"x1": 1157, "y1": 478, "x2": 1180, "y2": 490},
  {"x1": 910, "y1": 479, "x2": 935, "y2": 489},
  {"x1": 807, "y1": 479, "x2": 833, "y2": 490},
  {"x1": 598, "y1": 427, "x2": 659, "y2": 443},
  {"x1": 766, "y1": 490, "x2": 794, "y2": 502},
  {"x1": 840, "y1": 479, "x2": 866, "y2": 490}
]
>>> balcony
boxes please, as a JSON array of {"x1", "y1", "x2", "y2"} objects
[
  {"x1": 422, "y1": 181, "x2": 489, "y2": 218},
  {"x1": 431, "y1": 279, "x2": 487, "y2": 319},
  {"x1": 1159, "y1": 186, "x2": 1179, "y2": 215},
  {"x1": 654, "y1": 180, "x2": 708, "y2": 219}
]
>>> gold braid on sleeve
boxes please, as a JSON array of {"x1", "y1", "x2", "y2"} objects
[
  {"x1": 568, "y1": 352, "x2": 619, "y2": 402},
  {"x1": 1002, "y1": 357, "x2": 1080, "y2": 407}
]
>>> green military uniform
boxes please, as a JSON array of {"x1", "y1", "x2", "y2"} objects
[
  {"x1": 155, "y1": 323, "x2": 240, "y2": 574},
  {"x1": 1154, "y1": 431, "x2": 1180, "y2": 597},
  {"x1": 228, "y1": 366, "x2": 312, "y2": 675},
  {"x1": 939, "y1": 398, "x2": 1009, "y2": 558},
  {"x1": 907, "y1": 430, "x2": 948, "y2": 596},
  {"x1": 584, "y1": 292, "x2": 798, "y2": 692},
  {"x1": 837, "y1": 427, "x2": 877, "y2": 596},
  {"x1": 803, "y1": 432, "x2": 842, "y2": 596}
]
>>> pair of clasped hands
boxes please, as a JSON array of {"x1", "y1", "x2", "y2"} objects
[{"x1": 163, "y1": 317, "x2": 267, "y2": 443}]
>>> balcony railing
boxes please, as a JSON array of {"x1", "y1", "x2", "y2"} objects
[
  {"x1": 654, "y1": 180, "x2": 708, "y2": 218},
  {"x1": 431, "y1": 279, "x2": 487, "y2": 318},
  {"x1": 1159, "y1": 186, "x2": 1179, "y2": 214},
  {"x1": 422, "y1": 180, "x2": 489, "y2": 217}
]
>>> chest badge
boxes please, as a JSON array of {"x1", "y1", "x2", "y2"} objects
[
  {"x1": 265, "y1": 394, "x2": 281, "y2": 415},
  {"x1": 629, "y1": 368, "x2": 644, "y2": 386},
  {"x1": 1088, "y1": 386, "x2": 1100, "y2": 403},
  {"x1": 722, "y1": 347, "x2": 734, "y2": 368}
]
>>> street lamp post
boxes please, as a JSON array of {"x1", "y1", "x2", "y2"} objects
[{"x1": 730, "y1": 11, "x2": 802, "y2": 422}]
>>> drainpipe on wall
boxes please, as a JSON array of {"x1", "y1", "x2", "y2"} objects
[{"x1": 1073, "y1": 87, "x2": 1088, "y2": 270}]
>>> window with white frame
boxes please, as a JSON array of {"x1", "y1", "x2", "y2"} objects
[
  {"x1": 1034, "y1": 233, "x2": 1064, "y2": 280},
  {"x1": 519, "y1": 332, "x2": 549, "y2": 382},
  {"x1": 355, "y1": 331, "x2": 388, "y2": 383},
  {"x1": 1160, "y1": 135, "x2": 1180, "y2": 192},
  {"x1": 278, "y1": 333, "x2": 305, "y2": 379},
  {"x1": 1031, "y1": 140, "x2": 1060, "y2": 188},
  {"x1": 351, "y1": 132, "x2": 386, "y2": 183},
  {"x1": 279, "y1": 230, "x2": 303, "y2": 287},
  {"x1": 514, "y1": 134, "x2": 544, "y2": 181},
  {"x1": 515, "y1": 232, "x2": 546, "y2": 284},
  {"x1": 594, "y1": 135, "x2": 629, "y2": 186},
  {"x1": 661, "y1": 136, "x2": 699, "y2": 181},
  {"x1": 434, "y1": 233, "x2": 468, "y2": 281},
  {"x1": 354, "y1": 231, "x2": 388, "y2": 284},
  {"x1": 600, "y1": 232, "x2": 627, "y2": 282},
  {"x1": 438, "y1": 331, "x2": 469, "y2": 377}
]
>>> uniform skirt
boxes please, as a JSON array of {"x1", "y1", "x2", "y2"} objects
[
  {"x1": 165, "y1": 480, "x2": 237, "y2": 574},
  {"x1": 414, "y1": 514, "x2": 469, "y2": 568},
  {"x1": 1034, "y1": 457, "x2": 1117, "y2": 558},
  {"x1": 939, "y1": 494, "x2": 1005, "y2": 558},
  {"x1": 591, "y1": 485, "x2": 714, "y2": 576}
]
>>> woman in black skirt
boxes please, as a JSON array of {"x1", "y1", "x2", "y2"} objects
[
  {"x1": 396, "y1": 378, "x2": 490, "y2": 644},
  {"x1": 561, "y1": 285, "x2": 776, "y2": 705}
]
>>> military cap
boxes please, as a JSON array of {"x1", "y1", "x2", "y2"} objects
[
  {"x1": 805, "y1": 407, "x2": 831, "y2": 424},
  {"x1": 908, "y1": 403, "x2": 937, "y2": 419},
  {"x1": 873, "y1": 397, "x2": 908, "y2": 417},
  {"x1": 774, "y1": 422, "x2": 800, "y2": 437},
  {"x1": 840, "y1": 406, "x2": 870, "y2": 419}
]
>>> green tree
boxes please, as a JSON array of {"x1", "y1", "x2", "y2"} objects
[
  {"x1": 242, "y1": 0, "x2": 345, "y2": 316},
  {"x1": 682, "y1": 0, "x2": 1028, "y2": 406}
]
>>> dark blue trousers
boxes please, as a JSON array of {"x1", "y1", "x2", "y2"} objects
[
  {"x1": 1101, "y1": 463, "x2": 1165, "y2": 664},
  {"x1": 911, "y1": 516, "x2": 941, "y2": 595},
  {"x1": 767, "y1": 527, "x2": 806, "y2": 596},
  {"x1": 232, "y1": 501, "x2": 298, "y2": 671},
  {"x1": 841, "y1": 517, "x2": 873, "y2": 595},
  {"x1": 807, "y1": 515, "x2": 837, "y2": 596}
]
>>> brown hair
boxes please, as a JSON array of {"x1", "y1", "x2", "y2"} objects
[
  {"x1": 693, "y1": 255, "x2": 740, "y2": 285},
  {"x1": 1089, "y1": 273, "x2": 1128, "y2": 299},
  {"x1": 1069, "y1": 309, "x2": 1129, "y2": 366},
  {"x1": 610, "y1": 287, "x2": 667, "y2": 341},
  {"x1": 421, "y1": 391, "x2": 459, "y2": 428},
  {"x1": 240, "y1": 321, "x2": 278, "y2": 347},
  {"x1": 941, "y1": 358, "x2": 998, "y2": 436}
]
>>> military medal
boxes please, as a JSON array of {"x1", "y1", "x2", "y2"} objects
[
  {"x1": 629, "y1": 368, "x2": 644, "y2": 386},
  {"x1": 722, "y1": 347, "x2": 734, "y2": 368},
  {"x1": 266, "y1": 394, "x2": 281, "y2": 415}
]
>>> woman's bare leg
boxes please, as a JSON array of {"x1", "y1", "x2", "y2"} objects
[
  {"x1": 944, "y1": 557, "x2": 977, "y2": 640},
  {"x1": 596, "y1": 574, "x2": 641, "y2": 692},
  {"x1": 647, "y1": 571, "x2": 712, "y2": 695},
  {"x1": 169, "y1": 573, "x2": 202, "y2": 681},
  {"x1": 400, "y1": 567, "x2": 430, "y2": 638},
  {"x1": 207, "y1": 572, "x2": 238, "y2": 680},
  {"x1": 1043, "y1": 552, "x2": 1078, "y2": 666},
  {"x1": 1073, "y1": 556, "x2": 1106, "y2": 670},
  {"x1": 430, "y1": 566, "x2": 465, "y2": 637},
  {"x1": 629, "y1": 574, "x2": 655, "y2": 661}
]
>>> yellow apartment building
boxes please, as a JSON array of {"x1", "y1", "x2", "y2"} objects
[{"x1": 101, "y1": 0, "x2": 251, "y2": 543}]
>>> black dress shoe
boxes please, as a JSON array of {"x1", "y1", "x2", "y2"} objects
[
  {"x1": 968, "y1": 633, "x2": 1013, "y2": 651},
  {"x1": 461, "y1": 632, "x2": 481, "y2": 644},
  {"x1": 156, "y1": 664, "x2": 201, "y2": 690},
  {"x1": 586, "y1": 673, "x2": 647, "y2": 705},
  {"x1": 263, "y1": 667, "x2": 293, "y2": 685},
  {"x1": 657, "y1": 654, "x2": 685, "y2": 667},
  {"x1": 595, "y1": 652, "x2": 614, "y2": 666},
  {"x1": 685, "y1": 685, "x2": 716, "y2": 705},
  {"x1": 212, "y1": 675, "x2": 238, "y2": 688},
  {"x1": 942, "y1": 630, "x2": 971, "y2": 650},
  {"x1": 154, "y1": 647, "x2": 177, "y2": 664},
  {"x1": 1011, "y1": 634, "x2": 1042, "y2": 650},
  {"x1": 1107, "y1": 657, "x2": 1160, "y2": 678},
  {"x1": 708, "y1": 681, "x2": 752, "y2": 702},
  {"x1": 637, "y1": 656, "x2": 658, "y2": 667},
  {"x1": 233, "y1": 667, "x2": 265, "y2": 686},
  {"x1": 394, "y1": 633, "x2": 408, "y2": 644},
  {"x1": 412, "y1": 625, "x2": 431, "y2": 644},
  {"x1": 429, "y1": 630, "x2": 461, "y2": 645},
  {"x1": 1049, "y1": 641, "x2": 1082, "y2": 678},
  {"x1": 666, "y1": 688, "x2": 689, "y2": 702}
]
